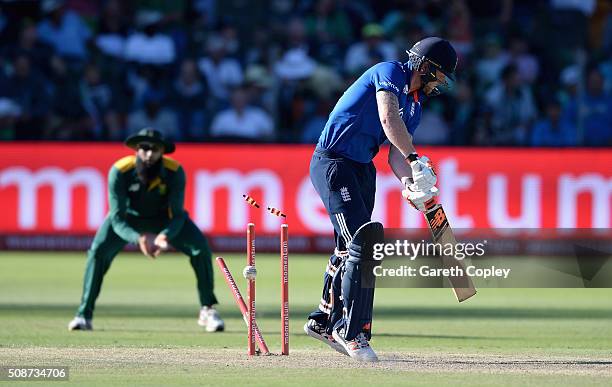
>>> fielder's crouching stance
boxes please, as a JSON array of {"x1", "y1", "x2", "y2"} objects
[
  {"x1": 68, "y1": 129, "x2": 224, "y2": 332},
  {"x1": 304, "y1": 37, "x2": 457, "y2": 361}
]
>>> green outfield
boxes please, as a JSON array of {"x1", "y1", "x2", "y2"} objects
[{"x1": 1, "y1": 252, "x2": 611, "y2": 386}]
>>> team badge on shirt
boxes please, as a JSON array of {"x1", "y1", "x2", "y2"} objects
[{"x1": 340, "y1": 187, "x2": 351, "y2": 202}]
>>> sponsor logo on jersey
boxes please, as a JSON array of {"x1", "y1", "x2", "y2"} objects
[{"x1": 379, "y1": 81, "x2": 399, "y2": 93}]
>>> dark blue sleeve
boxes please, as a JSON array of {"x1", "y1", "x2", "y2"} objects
[{"x1": 371, "y1": 62, "x2": 405, "y2": 98}]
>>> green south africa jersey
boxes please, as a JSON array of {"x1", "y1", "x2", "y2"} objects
[{"x1": 107, "y1": 155, "x2": 187, "y2": 243}]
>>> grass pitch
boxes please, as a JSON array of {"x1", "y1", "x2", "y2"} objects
[{"x1": 0, "y1": 252, "x2": 611, "y2": 386}]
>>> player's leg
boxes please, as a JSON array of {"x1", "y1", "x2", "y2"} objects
[
  {"x1": 70, "y1": 217, "x2": 127, "y2": 330},
  {"x1": 169, "y1": 218, "x2": 224, "y2": 332},
  {"x1": 334, "y1": 221, "x2": 383, "y2": 342},
  {"x1": 307, "y1": 231, "x2": 343, "y2": 325},
  {"x1": 323, "y1": 160, "x2": 382, "y2": 361},
  {"x1": 308, "y1": 153, "x2": 380, "y2": 360},
  {"x1": 304, "y1": 244, "x2": 349, "y2": 355},
  {"x1": 354, "y1": 162, "x2": 378, "y2": 340}
]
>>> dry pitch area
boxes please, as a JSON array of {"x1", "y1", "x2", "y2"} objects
[{"x1": 3, "y1": 347, "x2": 612, "y2": 375}]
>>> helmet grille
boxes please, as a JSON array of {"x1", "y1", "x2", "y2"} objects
[{"x1": 406, "y1": 50, "x2": 424, "y2": 71}]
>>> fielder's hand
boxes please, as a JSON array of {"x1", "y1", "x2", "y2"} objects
[
  {"x1": 153, "y1": 233, "x2": 169, "y2": 257},
  {"x1": 138, "y1": 233, "x2": 157, "y2": 258},
  {"x1": 402, "y1": 184, "x2": 439, "y2": 212},
  {"x1": 410, "y1": 155, "x2": 437, "y2": 191}
]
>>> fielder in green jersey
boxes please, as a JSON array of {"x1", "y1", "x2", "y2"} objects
[{"x1": 68, "y1": 129, "x2": 224, "y2": 332}]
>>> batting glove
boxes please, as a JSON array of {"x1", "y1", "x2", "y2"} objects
[
  {"x1": 410, "y1": 155, "x2": 437, "y2": 191},
  {"x1": 402, "y1": 184, "x2": 439, "y2": 212}
]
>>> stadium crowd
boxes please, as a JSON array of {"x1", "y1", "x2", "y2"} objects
[{"x1": 0, "y1": 0, "x2": 610, "y2": 146}]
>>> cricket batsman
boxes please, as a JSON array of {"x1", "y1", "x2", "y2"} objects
[
  {"x1": 68, "y1": 129, "x2": 224, "y2": 332},
  {"x1": 304, "y1": 37, "x2": 457, "y2": 361}
]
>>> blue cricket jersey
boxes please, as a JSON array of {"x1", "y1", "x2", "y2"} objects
[{"x1": 317, "y1": 61, "x2": 424, "y2": 163}]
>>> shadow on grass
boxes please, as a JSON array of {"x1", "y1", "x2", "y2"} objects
[{"x1": 2, "y1": 304, "x2": 612, "y2": 320}]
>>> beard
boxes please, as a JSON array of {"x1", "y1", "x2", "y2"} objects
[{"x1": 136, "y1": 157, "x2": 162, "y2": 185}]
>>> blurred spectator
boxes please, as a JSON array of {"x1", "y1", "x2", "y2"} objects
[
  {"x1": 449, "y1": 80, "x2": 477, "y2": 145},
  {"x1": 80, "y1": 63, "x2": 121, "y2": 140},
  {"x1": 413, "y1": 101, "x2": 451, "y2": 145},
  {"x1": 133, "y1": 0, "x2": 187, "y2": 21},
  {"x1": 465, "y1": 0, "x2": 513, "y2": 35},
  {"x1": 507, "y1": 35, "x2": 539, "y2": 84},
  {"x1": 5, "y1": 22, "x2": 54, "y2": 76},
  {"x1": 2, "y1": 54, "x2": 50, "y2": 139},
  {"x1": 274, "y1": 47, "x2": 317, "y2": 140},
  {"x1": 244, "y1": 64, "x2": 276, "y2": 114},
  {"x1": 244, "y1": 27, "x2": 274, "y2": 66},
  {"x1": 530, "y1": 98, "x2": 576, "y2": 146},
  {"x1": 344, "y1": 23, "x2": 397, "y2": 75},
  {"x1": 170, "y1": 59, "x2": 208, "y2": 140},
  {"x1": 559, "y1": 64, "x2": 580, "y2": 105},
  {"x1": 301, "y1": 99, "x2": 333, "y2": 143},
  {"x1": 210, "y1": 87, "x2": 274, "y2": 141},
  {"x1": 482, "y1": 64, "x2": 536, "y2": 145},
  {"x1": 304, "y1": 0, "x2": 352, "y2": 67},
  {"x1": 274, "y1": 48, "x2": 317, "y2": 82},
  {"x1": 602, "y1": 10, "x2": 612, "y2": 54},
  {"x1": 600, "y1": 53, "x2": 612, "y2": 94},
  {"x1": 574, "y1": 67, "x2": 612, "y2": 146},
  {"x1": 382, "y1": 5, "x2": 434, "y2": 43},
  {"x1": 475, "y1": 34, "x2": 509, "y2": 92},
  {"x1": 0, "y1": 98, "x2": 21, "y2": 140},
  {"x1": 447, "y1": 0, "x2": 474, "y2": 62},
  {"x1": 307, "y1": 65, "x2": 344, "y2": 100},
  {"x1": 124, "y1": 11, "x2": 176, "y2": 65},
  {"x1": 94, "y1": 0, "x2": 129, "y2": 59},
  {"x1": 37, "y1": 0, "x2": 91, "y2": 63},
  {"x1": 549, "y1": 0, "x2": 596, "y2": 49},
  {"x1": 218, "y1": 23, "x2": 240, "y2": 57},
  {"x1": 127, "y1": 90, "x2": 180, "y2": 140},
  {"x1": 198, "y1": 34, "x2": 243, "y2": 104},
  {"x1": 285, "y1": 17, "x2": 311, "y2": 52},
  {"x1": 305, "y1": 0, "x2": 353, "y2": 45},
  {"x1": 47, "y1": 56, "x2": 93, "y2": 140}
]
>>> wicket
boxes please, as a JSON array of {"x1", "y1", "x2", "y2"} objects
[
  {"x1": 280, "y1": 224, "x2": 289, "y2": 355},
  {"x1": 217, "y1": 221, "x2": 289, "y2": 356},
  {"x1": 247, "y1": 223, "x2": 256, "y2": 356},
  {"x1": 215, "y1": 256, "x2": 270, "y2": 354}
]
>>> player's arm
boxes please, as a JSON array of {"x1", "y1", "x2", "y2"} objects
[
  {"x1": 108, "y1": 167, "x2": 141, "y2": 244},
  {"x1": 377, "y1": 91, "x2": 420, "y2": 184},
  {"x1": 388, "y1": 144, "x2": 413, "y2": 182},
  {"x1": 158, "y1": 166, "x2": 187, "y2": 241},
  {"x1": 377, "y1": 90, "x2": 438, "y2": 212},
  {"x1": 377, "y1": 90, "x2": 416, "y2": 160}
]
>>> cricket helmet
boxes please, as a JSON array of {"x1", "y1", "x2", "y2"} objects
[{"x1": 406, "y1": 37, "x2": 457, "y2": 96}]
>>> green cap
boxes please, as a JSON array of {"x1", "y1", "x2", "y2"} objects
[{"x1": 124, "y1": 128, "x2": 175, "y2": 154}]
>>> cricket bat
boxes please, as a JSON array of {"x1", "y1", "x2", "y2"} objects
[{"x1": 424, "y1": 204, "x2": 477, "y2": 302}]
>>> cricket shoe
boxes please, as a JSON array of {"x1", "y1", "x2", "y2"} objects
[
  {"x1": 303, "y1": 319, "x2": 348, "y2": 356},
  {"x1": 198, "y1": 306, "x2": 225, "y2": 332},
  {"x1": 68, "y1": 316, "x2": 93, "y2": 331},
  {"x1": 332, "y1": 328, "x2": 378, "y2": 362}
]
